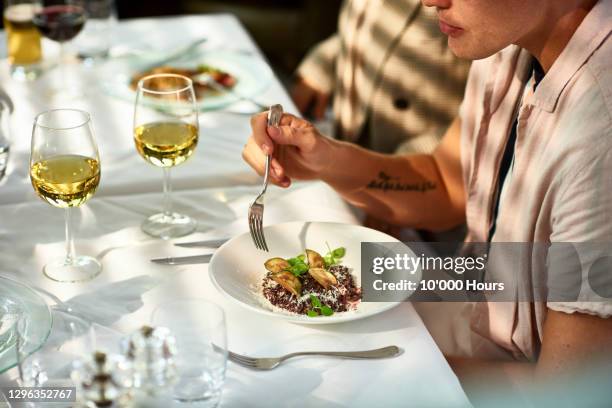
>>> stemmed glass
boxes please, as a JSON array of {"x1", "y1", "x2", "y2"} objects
[
  {"x1": 30, "y1": 109, "x2": 101, "y2": 282},
  {"x1": 32, "y1": 0, "x2": 87, "y2": 98},
  {"x1": 133, "y1": 74, "x2": 199, "y2": 239}
]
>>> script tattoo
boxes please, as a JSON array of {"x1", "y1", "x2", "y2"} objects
[{"x1": 366, "y1": 172, "x2": 436, "y2": 193}]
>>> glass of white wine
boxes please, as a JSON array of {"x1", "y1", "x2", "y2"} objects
[
  {"x1": 133, "y1": 74, "x2": 199, "y2": 239},
  {"x1": 30, "y1": 109, "x2": 101, "y2": 282}
]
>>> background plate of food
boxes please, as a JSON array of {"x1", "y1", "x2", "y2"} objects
[
  {"x1": 209, "y1": 221, "x2": 417, "y2": 325},
  {"x1": 100, "y1": 49, "x2": 274, "y2": 111}
]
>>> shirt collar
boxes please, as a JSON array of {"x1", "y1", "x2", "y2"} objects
[{"x1": 532, "y1": 0, "x2": 611, "y2": 112}]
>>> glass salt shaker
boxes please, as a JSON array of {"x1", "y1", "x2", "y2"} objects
[{"x1": 122, "y1": 325, "x2": 177, "y2": 395}]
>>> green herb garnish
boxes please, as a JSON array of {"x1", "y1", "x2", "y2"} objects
[
  {"x1": 286, "y1": 255, "x2": 309, "y2": 277},
  {"x1": 310, "y1": 294, "x2": 322, "y2": 308},
  {"x1": 307, "y1": 294, "x2": 334, "y2": 317},
  {"x1": 323, "y1": 242, "x2": 346, "y2": 268},
  {"x1": 320, "y1": 306, "x2": 334, "y2": 316}
]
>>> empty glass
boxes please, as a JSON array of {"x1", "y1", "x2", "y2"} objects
[
  {"x1": 151, "y1": 299, "x2": 227, "y2": 406},
  {"x1": 74, "y1": 0, "x2": 117, "y2": 64}
]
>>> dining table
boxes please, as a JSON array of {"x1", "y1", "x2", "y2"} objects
[{"x1": 0, "y1": 14, "x2": 471, "y2": 407}]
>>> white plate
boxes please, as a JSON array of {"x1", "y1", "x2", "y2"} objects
[
  {"x1": 209, "y1": 221, "x2": 413, "y2": 325},
  {"x1": 100, "y1": 49, "x2": 274, "y2": 111}
]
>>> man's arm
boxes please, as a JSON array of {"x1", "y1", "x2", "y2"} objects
[
  {"x1": 537, "y1": 309, "x2": 612, "y2": 376},
  {"x1": 243, "y1": 114, "x2": 466, "y2": 231},
  {"x1": 448, "y1": 309, "x2": 612, "y2": 402},
  {"x1": 292, "y1": 34, "x2": 340, "y2": 119},
  {"x1": 323, "y1": 117, "x2": 466, "y2": 230}
]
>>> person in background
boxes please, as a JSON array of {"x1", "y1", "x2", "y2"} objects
[
  {"x1": 292, "y1": 0, "x2": 470, "y2": 155},
  {"x1": 293, "y1": 0, "x2": 470, "y2": 238},
  {"x1": 244, "y1": 0, "x2": 612, "y2": 402}
]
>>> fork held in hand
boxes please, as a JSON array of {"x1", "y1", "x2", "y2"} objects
[
  {"x1": 226, "y1": 345, "x2": 401, "y2": 370},
  {"x1": 248, "y1": 104, "x2": 283, "y2": 252}
]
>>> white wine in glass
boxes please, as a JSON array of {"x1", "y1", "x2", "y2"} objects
[
  {"x1": 133, "y1": 74, "x2": 199, "y2": 239},
  {"x1": 30, "y1": 109, "x2": 101, "y2": 282}
]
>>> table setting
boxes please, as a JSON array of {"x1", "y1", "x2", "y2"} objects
[{"x1": 0, "y1": 7, "x2": 470, "y2": 407}]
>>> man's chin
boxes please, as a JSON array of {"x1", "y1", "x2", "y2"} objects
[{"x1": 448, "y1": 38, "x2": 499, "y2": 61}]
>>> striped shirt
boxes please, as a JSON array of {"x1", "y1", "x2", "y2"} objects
[{"x1": 459, "y1": 0, "x2": 612, "y2": 360}]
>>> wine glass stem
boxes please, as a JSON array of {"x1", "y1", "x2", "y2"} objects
[
  {"x1": 58, "y1": 42, "x2": 68, "y2": 92},
  {"x1": 64, "y1": 207, "x2": 76, "y2": 264},
  {"x1": 163, "y1": 167, "x2": 172, "y2": 217}
]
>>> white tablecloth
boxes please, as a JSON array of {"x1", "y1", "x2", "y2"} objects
[{"x1": 0, "y1": 15, "x2": 470, "y2": 407}]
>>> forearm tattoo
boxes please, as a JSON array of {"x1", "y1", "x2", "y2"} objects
[{"x1": 366, "y1": 171, "x2": 436, "y2": 193}]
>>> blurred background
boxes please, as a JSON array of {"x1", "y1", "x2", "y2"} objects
[{"x1": 0, "y1": 0, "x2": 343, "y2": 84}]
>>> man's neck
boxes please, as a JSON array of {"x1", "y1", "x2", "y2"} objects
[{"x1": 517, "y1": 0, "x2": 598, "y2": 73}]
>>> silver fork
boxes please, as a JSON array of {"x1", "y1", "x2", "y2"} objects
[
  {"x1": 225, "y1": 345, "x2": 401, "y2": 370},
  {"x1": 248, "y1": 104, "x2": 283, "y2": 252}
]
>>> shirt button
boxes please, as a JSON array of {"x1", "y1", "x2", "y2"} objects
[{"x1": 393, "y1": 97, "x2": 410, "y2": 110}]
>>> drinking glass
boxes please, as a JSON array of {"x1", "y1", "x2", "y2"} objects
[
  {"x1": 3, "y1": 0, "x2": 43, "y2": 81},
  {"x1": 30, "y1": 109, "x2": 101, "y2": 282},
  {"x1": 32, "y1": 0, "x2": 87, "y2": 97},
  {"x1": 133, "y1": 74, "x2": 199, "y2": 239},
  {"x1": 151, "y1": 299, "x2": 227, "y2": 405},
  {"x1": 16, "y1": 310, "x2": 93, "y2": 390},
  {"x1": 74, "y1": 0, "x2": 116, "y2": 64}
]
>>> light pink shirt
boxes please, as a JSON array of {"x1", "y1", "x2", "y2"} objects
[{"x1": 459, "y1": 0, "x2": 612, "y2": 359}]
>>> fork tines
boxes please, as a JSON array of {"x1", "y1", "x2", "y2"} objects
[{"x1": 249, "y1": 201, "x2": 268, "y2": 251}]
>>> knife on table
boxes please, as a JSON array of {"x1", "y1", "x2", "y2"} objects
[
  {"x1": 151, "y1": 254, "x2": 213, "y2": 265},
  {"x1": 174, "y1": 238, "x2": 229, "y2": 248}
]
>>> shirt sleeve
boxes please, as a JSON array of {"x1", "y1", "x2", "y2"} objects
[
  {"x1": 548, "y1": 148, "x2": 612, "y2": 318},
  {"x1": 295, "y1": 34, "x2": 340, "y2": 95}
]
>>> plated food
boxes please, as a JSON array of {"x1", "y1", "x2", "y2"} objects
[
  {"x1": 129, "y1": 65, "x2": 237, "y2": 99},
  {"x1": 261, "y1": 246, "x2": 362, "y2": 317},
  {"x1": 101, "y1": 49, "x2": 274, "y2": 111},
  {"x1": 209, "y1": 221, "x2": 403, "y2": 325}
]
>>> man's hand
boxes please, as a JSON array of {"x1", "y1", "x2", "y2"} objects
[
  {"x1": 242, "y1": 113, "x2": 465, "y2": 229},
  {"x1": 242, "y1": 112, "x2": 337, "y2": 187},
  {"x1": 290, "y1": 76, "x2": 330, "y2": 120}
]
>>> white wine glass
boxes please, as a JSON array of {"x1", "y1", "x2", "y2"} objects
[
  {"x1": 30, "y1": 108, "x2": 101, "y2": 282},
  {"x1": 133, "y1": 74, "x2": 199, "y2": 239}
]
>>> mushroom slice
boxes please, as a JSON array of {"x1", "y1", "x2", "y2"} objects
[
  {"x1": 306, "y1": 249, "x2": 325, "y2": 269},
  {"x1": 308, "y1": 267, "x2": 338, "y2": 289},
  {"x1": 271, "y1": 271, "x2": 302, "y2": 296},
  {"x1": 264, "y1": 257, "x2": 290, "y2": 273}
]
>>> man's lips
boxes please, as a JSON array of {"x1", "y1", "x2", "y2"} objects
[{"x1": 438, "y1": 19, "x2": 464, "y2": 37}]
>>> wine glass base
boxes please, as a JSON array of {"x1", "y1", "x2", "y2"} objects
[
  {"x1": 43, "y1": 256, "x2": 102, "y2": 283},
  {"x1": 142, "y1": 212, "x2": 197, "y2": 240}
]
